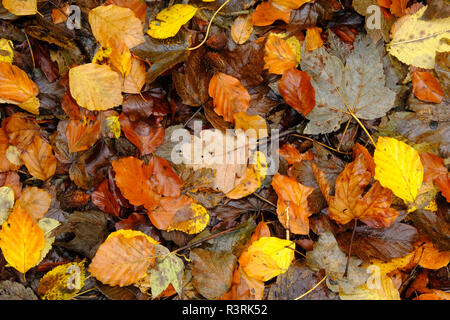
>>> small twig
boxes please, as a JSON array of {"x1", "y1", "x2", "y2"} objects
[
  {"x1": 24, "y1": 31, "x2": 35, "y2": 69},
  {"x1": 252, "y1": 192, "x2": 277, "y2": 208},
  {"x1": 344, "y1": 219, "x2": 358, "y2": 278},
  {"x1": 218, "y1": 10, "x2": 250, "y2": 17},
  {"x1": 184, "y1": 105, "x2": 203, "y2": 128},
  {"x1": 291, "y1": 134, "x2": 349, "y2": 155},
  {"x1": 294, "y1": 274, "x2": 328, "y2": 300}
]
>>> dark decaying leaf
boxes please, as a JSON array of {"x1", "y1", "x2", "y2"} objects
[
  {"x1": 335, "y1": 223, "x2": 418, "y2": 263},
  {"x1": 0, "y1": 280, "x2": 38, "y2": 300},
  {"x1": 190, "y1": 248, "x2": 237, "y2": 300},
  {"x1": 54, "y1": 210, "x2": 110, "y2": 259}
]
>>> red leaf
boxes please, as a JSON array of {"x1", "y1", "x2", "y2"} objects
[
  {"x1": 278, "y1": 68, "x2": 315, "y2": 116},
  {"x1": 412, "y1": 71, "x2": 444, "y2": 104}
]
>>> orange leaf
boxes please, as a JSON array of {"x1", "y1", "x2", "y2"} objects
[
  {"x1": 353, "y1": 143, "x2": 376, "y2": 176},
  {"x1": 390, "y1": 0, "x2": 408, "y2": 17},
  {"x1": 412, "y1": 71, "x2": 444, "y2": 104},
  {"x1": 311, "y1": 161, "x2": 331, "y2": 203},
  {"x1": 252, "y1": 1, "x2": 291, "y2": 26},
  {"x1": 278, "y1": 144, "x2": 314, "y2": 165},
  {"x1": 377, "y1": 0, "x2": 392, "y2": 9},
  {"x1": 231, "y1": 14, "x2": 253, "y2": 45},
  {"x1": 88, "y1": 230, "x2": 156, "y2": 286},
  {"x1": 91, "y1": 179, "x2": 122, "y2": 218},
  {"x1": 121, "y1": 57, "x2": 146, "y2": 94},
  {"x1": 272, "y1": 173, "x2": 314, "y2": 235},
  {"x1": 0, "y1": 128, "x2": 21, "y2": 172},
  {"x1": 147, "y1": 195, "x2": 194, "y2": 231},
  {"x1": 118, "y1": 113, "x2": 164, "y2": 155},
  {"x1": 272, "y1": 0, "x2": 312, "y2": 11},
  {"x1": 16, "y1": 187, "x2": 52, "y2": 222},
  {"x1": 420, "y1": 152, "x2": 447, "y2": 185},
  {"x1": 106, "y1": 0, "x2": 147, "y2": 23},
  {"x1": 305, "y1": 27, "x2": 323, "y2": 51},
  {"x1": 221, "y1": 266, "x2": 264, "y2": 300},
  {"x1": 264, "y1": 34, "x2": 297, "y2": 75},
  {"x1": 436, "y1": 173, "x2": 450, "y2": 202},
  {"x1": 278, "y1": 68, "x2": 315, "y2": 115},
  {"x1": 329, "y1": 153, "x2": 398, "y2": 228},
  {"x1": 208, "y1": 73, "x2": 250, "y2": 122},
  {"x1": 412, "y1": 240, "x2": 450, "y2": 270},
  {"x1": 0, "y1": 61, "x2": 39, "y2": 103},
  {"x1": 108, "y1": 35, "x2": 132, "y2": 77},
  {"x1": 0, "y1": 205, "x2": 45, "y2": 274},
  {"x1": 21, "y1": 135, "x2": 57, "y2": 181},
  {"x1": 0, "y1": 172, "x2": 21, "y2": 199},
  {"x1": 3, "y1": 112, "x2": 40, "y2": 149},
  {"x1": 51, "y1": 4, "x2": 70, "y2": 24},
  {"x1": 66, "y1": 114, "x2": 101, "y2": 153}
]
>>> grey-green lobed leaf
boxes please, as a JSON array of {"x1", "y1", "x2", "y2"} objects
[
  {"x1": 300, "y1": 35, "x2": 396, "y2": 135},
  {"x1": 149, "y1": 245, "x2": 184, "y2": 298}
]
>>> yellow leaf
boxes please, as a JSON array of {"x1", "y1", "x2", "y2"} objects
[
  {"x1": 147, "y1": 4, "x2": 197, "y2": 39},
  {"x1": 0, "y1": 206, "x2": 45, "y2": 274},
  {"x1": 35, "y1": 218, "x2": 60, "y2": 266},
  {"x1": 5, "y1": 145, "x2": 22, "y2": 166},
  {"x1": 92, "y1": 45, "x2": 112, "y2": 64},
  {"x1": 285, "y1": 36, "x2": 301, "y2": 63},
  {"x1": 69, "y1": 63, "x2": 123, "y2": 111},
  {"x1": 38, "y1": 260, "x2": 86, "y2": 300},
  {"x1": 104, "y1": 116, "x2": 121, "y2": 139},
  {"x1": 0, "y1": 38, "x2": 14, "y2": 63},
  {"x1": 88, "y1": 229, "x2": 157, "y2": 286},
  {"x1": 388, "y1": 6, "x2": 450, "y2": 69},
  {"x1": 167, "y1": 202, "x2": 210, "y2": 234},
  {"x1": 89, "y1": 4, "x2": 145, "y2": 49},
  {"x1": 233, "y1": 112, "x2": 268, "y2": 139},
  {"x1": 17, "y1": 96, "x2": 40, "y2": 115},
  {"x1": 121, "y1": 57, "x2": 146, "y2": 94},
  {"x1": 0, "y1": 186, "x2": 14, "y2": 225},
  {"x1": 2, "y1": 0, "x2": 36, "y2": 16},
  {"x1": 374, "y1": 137, "x2": 424, "y2": 203},
  {"x1": 369, "y1": 252, "x2": 415, "y2": 274},
  {"x1": 108, "y1": 35, "x2": 132, "y2": 77},
  {"x1": 239, "y1": 237, "x2": 295, "y2": 281}
]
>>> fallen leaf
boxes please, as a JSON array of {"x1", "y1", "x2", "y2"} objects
[
  {"x1": 278, "y1": 67, "x2": 315, "y2": 115},
  {"x1": 0, "y1": 61, "x2": 39, "y2": 104},
  {"x1": 412, "y1": 240, "x2": 450, "y2": 270},
  {"x1": 147, "y1": 4, "x2": 197, "y2": 39},
  {"x1": 89, "y1": 4, "x2": 145, "y2": 48},
  {"x1": 108, "y1": 35, "x2": 132, "y2": 77},
  {"x1": 2, "y1": 0, "x2": 36, "y2": 16},
  {"x1": 66, "y1": 114, "x2": 101, "y2": 153},
  {"x1": 231, "y1": 14, "x2": 253, "y2": 45},
  {"x1": 388, "y1": 6, "x2": 450, "y2": 69},
  {"x1": 411, "y1": 71, "x2": 444, "y2": 104},
  {"x1": 374, "y1": 137, "x2": 424, "y2": 204},
  {"x1": 272, "y1": 0, "x2": 312, "y2": 10},
  {"x1": 21, "y1": 135, "x2": 57, "y2": 181},
  {"x1": 209, "y1": 72, "x2": 250, "y2": 122},
  {"x1": 89, "y1": 229, "x2": 157, "y2": 287},
  {"x1": 264, "y1": 33, "x2": 298, "y2": 75},
  {"x1": 16, "y1": 187, "x2": 51, "y2": 222},
  {"x1": 121, "y1": 57, "x2": 146, "y2": 94},
  {"x1": 91, "y1": 179, "x2": 122, "y2": 218},
  {"x1": 0, "y1": 205, "x2": 45, "y2": 274},
  {"x1": 0, "y1": 280, "x2": 38, "y2": 300},
  {"x1": 239, "y1": 237, "x2": 295, "y2": 281},
  {"x1": 0, "y1": 186, "x2": 14, "y2": 225},
  {"x1": 252, "y1": 1, "x2": 291, "y2": 26},
  {"x1": 0, "y1": 38, "x2": 14, "y2": 63}
]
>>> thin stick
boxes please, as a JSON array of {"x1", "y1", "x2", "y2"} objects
[
  {"x1": 184, "y1": 105, "x2": 203, "y2": 128},
  {"x1": 253, "y1": 193, "x2": 277, "y2": 208},
  {"x1": 294, "y1": 274, "x2": 328, "y2": 300},
  {"x1": 344, "y1": 219, "x2": 358, "y2": 278},
  {"x1": 187, "y1": 0, "x2": 232, "y2": 51},
  {"x1": 24, "y1": 31, "x2": 35, "y2": 69},
  {"x1": 291, "y1": 134, "x2": 349, "y2": 155}
]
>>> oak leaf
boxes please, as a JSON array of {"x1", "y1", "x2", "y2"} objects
[
  {"x1": 89, "y1": 229, "x2": 157, "y2": 286},
  {"x1": 0, "y1": 205, "x2": 45, "y2": 274}
]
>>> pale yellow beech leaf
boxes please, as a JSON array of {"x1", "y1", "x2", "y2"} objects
[
  {"x1": 2, "y1": 0, "x2": 37, "y2": 16},
  {"x1": 104, "y1": 116, "x2": 121, "y2": 139},
  {"x1": 0, "y1": 205, "x2": 45, "y2": 274},
  {"x1": 5, "y1": 145, "x2": 23, "y2": 166},
  {"x1": 0, "y1": 38, "x2": 14, "y2": 63},
  {"x1": 374, "y1": 137, "x2": 423, "y2": 204},
  {"x1": 69, "y1": 63, "x2": 123, "y2": 111},
  {"x1": 147, "y1": 4, "x2": 197, "y2": 39},
  {"x1": 35, "y1": 218, "x2": 60, "y2": 266},
  {"x1": 17, "y1": 96, "x2": 40, "y2": 115},
  {"x1": 89, "y1": 4, "x2": 145, "y2": 49},
  {"x1": 388, "y1": 6, "x2": 450, "y2": 69},
  {"x1": 286, "y1": 36, "x2": 301, "y2": 63},
  {"x1": 38, "y1": 260, "x2": 86, "y2": 300},
  {"x1": 339, "y1": 271, "x2": 400, "y2": 300},
  {"x1": 239, "y1": 237, "x2": 295, "y2": 281},
  {"x1": 0, "y1": 186, "x2": 14, "y2": 226}
]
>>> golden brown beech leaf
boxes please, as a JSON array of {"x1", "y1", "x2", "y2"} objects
[
  {"x1": 3, "y1": 113, "x2": 40, "y2": 150},
  {"x1": 112, "y1": 156, "x2": 182, "y2": 211},
  {"x1": 69, "y1": 63, "x2": 123, "y2": 111},
  {"x1": 233, "y1": 112, "x2": 268, "y2": 139},
  {"x1": 272, "y1": 0, "x2": 312, "y2": 11},
  {"x1": 106, "y1": 0, "x2": 147, "y2": 23},
  {"x1": 305, "y1": 27, "x2": 324, "y2": 51},
  {"x1": 0, "y1": 205, "x2": 45, "y2": 274},
  {"x1": 411, "y1": 71, "x2": 444, "y2": 104},
  {"x1": 108, "y1": 35, "x2": 132, "y2": 77},
  {"x1": 0, "y1": 128, "x2": 21, "y2": 172},
  {"x1": 329, "y1": 151, "x2": 399, "y2": 228},
  {"x1": 88, "y1": 4, "x2": 145, "y2": 49},
  {"x1": 121, "y1": 57, "x2": 146, "y2": 94},
  {"x1": 2, "y1": 0, "x2": 37, "y2": 16},
  {"x1": 221, "y1": 266, "x2": 264, "y2": 300},
  {"x1": 0, "y1": 61, "x2": 39, "y2": 104},
  {"x1": 272, "y1": 173, "x2": 314, "y2": 235},
  {"x1": 278, "y1": 67, "x2": 315, "y2": 116},
  {"x1": 231, "y1": 14, "x2": 253, "y2": 45},
  {"x1": 252, "y1": 1, "x2": 291, "y2": 26},
  {"x1": 88, "y1": 229, "x2": 157, "y2": 286},
  {"x1": 208, "y1": 73, "x2": 250, "y2": 123},
  {"x1": 66, "y1": 114, "x2": 101, "y2": 153},
  {"x1": 264, "y1": 34, "x2": 298, "y2": 75},
  {"x1": 16, "y1": 187, "x2": 52, "y2": 222},
  {"x1": 278, "y1": 144, "x2": 314, "y2": 165},
  {"x1": 20, "y1": 135, "x2": 57, "y2": 181}
]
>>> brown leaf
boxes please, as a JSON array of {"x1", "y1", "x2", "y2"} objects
[
  {"x1": 91, "y1": 179, "x2": 122, "y2": 218},
  {"x1": 231, "y1": 14, "x2": 253, "y2": 45},
  {"x1": 191, "y1": 248, "x2": 237, "y2": 300},
  {"x1": 278, "y1": 67, "x2": 315, "y2": 115},
  {"x1": 122, "y1": 90, "x2": 169, "y2": 121},
  {"x1": 66, "y1": 114, "x2": 101, "y2": 153}
]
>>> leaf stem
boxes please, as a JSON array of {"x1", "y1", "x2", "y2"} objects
[{"x1": 344, "y1": 219, "x2": 358, "y2": 278}]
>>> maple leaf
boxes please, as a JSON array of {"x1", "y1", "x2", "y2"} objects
[{"x1": 299, "y1": 35, "x2": 395, "y2": 134}]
